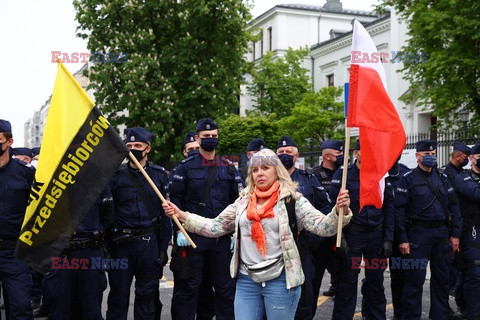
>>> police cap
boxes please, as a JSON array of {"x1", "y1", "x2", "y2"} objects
[
  {"x1": 322, "y1": 140, "x2": 343, "y2": 151},
  {"x1": 32, "y1": 147, "x2": 41, "y2": 157},
  {"x1": 277, "y1": 136, "x2": 298, "y2": 149},
  {"x1": 196, "y1": 118, "x2": 218, "y2": 132},
  {"x1": 124, "y1": 127, "x2": 153, "y2": 145},
  {"x1": 354, "y1": 139, "x2": 360, "y2": 151},
  {"x1": 453, "y1": 142, "x2": 471, "y2": 156},
  {"x1": 247, "y1": 138, "x2": 267, "y2": 152},
  {"x1": 0, "y1": 119, "x2": 11, "y2": 132},
  {"x1": 182, "y1": 131, "x2": 196, "y2": 148},
  {"x1": 471, "y1": 143, "x2": 480, "y2": 155},
  {"x1": 416, "y1": 139, "x2": 436, "y2": 152},
  {"x1": 12, "y1": 147, "x2": 33, "y2": 157}
]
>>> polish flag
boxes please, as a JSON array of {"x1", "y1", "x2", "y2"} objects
[{"x1": 347, "y1": 20, "x2": 406, "y2": 209}]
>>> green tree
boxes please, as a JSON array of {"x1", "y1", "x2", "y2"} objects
[
  {"x1": 380, "y1": 0, "x2": 480, "y2": 128},
  {"x1": 278, "y1": 86, "x2": 345, "y2": 145},
  {"x1": 247, "y1": 47, "x2": 312, "y2": 116},
  {"x1": 73, "y1": 0, "x2": 251, "y2": 163},
  {"x1": 216, "y1": 113, "x2": 283, "y2": 156}
]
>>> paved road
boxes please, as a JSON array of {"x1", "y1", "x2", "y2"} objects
[{"x1": 2, "y1": 251, "x2": 458, "y2": 320}]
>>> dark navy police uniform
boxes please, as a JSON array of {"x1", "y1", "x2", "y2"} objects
[
  {"x1": 395, "y1": 140, "x2": 462, "y2": 320},
  {"x1": 0, "y1": 119, "x2": 35, "y2": 320},
  {"x1": 386, "y1": 162, "x2": 411, "y2": 320},
  {"x1": 452, "y1": 143, "x2": 480, "y2": 319},
  {"x1": 330, "y1": 160, "x2": 394, "y2": 320},
  {"x1": 169, "y1": 152, "x2": 243, "y2": 320},
  {"x1": 47, "y1": 190, "x2": 111, "y2": 320},
  {"x1": 106, "y1": 127, "x2": 171, "y2": 320},
  {"x1": 290, "y1": 167, "x2": 332, "y2": 320}
]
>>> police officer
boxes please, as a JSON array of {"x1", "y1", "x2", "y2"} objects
[
  {"x1": 169, "y1": 118, "x2": 244, "y2": 320},
  {"x1": 175, "y1": 130, "x2": 215, "y2": 320},
  {"x1": 276, "y1": 136, "x2": 332, "y2": 320},
  {"x1": 453, "y1": 142, "x2": 480, "y2": 319},
  {"x1": 31, "y1": 147, "x2": 40, "y2": 168},
  {"x1": 0, "y1": 119, "x2": 35, "y2": 319},
  {"x1": 385, "y1": 156, "x2": 411, "y2": 320},
  {"x1": 239, "y1": 138, "x2": 268, "y2": 180},
  {"x1": 330, "y1": 139, "x2": 394, "y2": 320},
  {"x1": 12, "y1": 147, "x2": 33, "y2": 165},
  {"x1": 47, "y1": 190, "x2": 111, "y2": 320},
  {"x1": 182, "y1": 131, "x2": 200, "y2": 158},
  {"x1": 106, "y1": 127, "x2": 171, "y2": 320},
  {"x1": 312, "y1": 140, "x2": 344, "y2": 301},
  {"x1": 442, "y1": 142, "x2": 472, "y2": 316},
  {"x1": 395, "y1": 139, "x2": 462, "y2": 320}
]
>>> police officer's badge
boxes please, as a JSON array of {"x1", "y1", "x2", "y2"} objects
[
  {"x1": 206, "y1": 124, "x2": 211, "y2": 130},
  {"x1": 189, "y1": 137, "x2": 194, "y2": 142},
  {"x1": 282, "y1": 141, "x2": 286, "y2": 146},
  {"x1": 130, "y1": 136, "x2": 135, "y2": 141},
  {"x1": 429, "y1": 146, "x2": 433, "y2": 150}
]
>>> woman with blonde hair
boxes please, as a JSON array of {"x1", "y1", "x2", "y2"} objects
[{"x1": 163, "y1": 148, "x2": 352, "y2": 320}]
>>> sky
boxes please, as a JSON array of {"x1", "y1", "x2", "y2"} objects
[{"x1": 0, "y1": 0, "x2": 379, "y2": 147}]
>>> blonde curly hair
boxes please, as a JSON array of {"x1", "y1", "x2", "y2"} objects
[{"x1": 242, "y1": 148, "x2": 299, "y2": 199}]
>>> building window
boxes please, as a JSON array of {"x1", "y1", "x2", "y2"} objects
[
  {"x1": 260, "y1": 39, "x2": 264, "y2": 57},
  {"x1": 327, "y1": 74, "x2": 334, "y2": 87},
  {"x1": 268, "y1": 27, "x2": 272, "y2": 51},
  {"x1": 252, "y1": 41, "x2": 256, "y2": 60}
]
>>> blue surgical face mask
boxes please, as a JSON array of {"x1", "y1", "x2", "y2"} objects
[
  {"x1": 421, "y1": 155, "x2": 437, "y2": 168},
  {"x1": 333, "y1": 154, "x2": 344, "y2": 167},
  {"x1": 278, "y1": 154, "x2": 294, "y2": 170},
  {"x1": 187, "y1": 149, "x2": 200, "y2": 157},
  {"x1": 200, "y1": 138, "x2": 218, "y2": 151}
]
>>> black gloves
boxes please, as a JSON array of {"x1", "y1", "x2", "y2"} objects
[
  {"x1": 159, "y1": 250, "x2": 168, "y2": 267},
  {"x1": 379, "y1": 240, "x2": 393, "y2": 258}
]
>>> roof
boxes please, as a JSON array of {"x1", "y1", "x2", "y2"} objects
[
  {"x1": 276, "y1": 3, "x2": 377, "y2": 16},
  {"x1": 310, "y1": 12, "x2": 391, "y2": 50}
]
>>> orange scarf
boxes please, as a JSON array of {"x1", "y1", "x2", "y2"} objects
[{"x1": 246, "y1": 181, "x2": 280, "y2": 256}]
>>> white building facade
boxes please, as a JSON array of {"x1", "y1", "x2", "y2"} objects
[{"x1": 241, "y1": 0, "x2": 432, "y2": 136}]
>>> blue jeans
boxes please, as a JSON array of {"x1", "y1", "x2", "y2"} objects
[{"x1": 234, "y1": 271, "x2": 301, "y2": 320}]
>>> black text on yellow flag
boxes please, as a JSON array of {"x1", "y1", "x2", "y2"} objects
[{"x1": 15, "y1": 62, "x2": 128, "y2": 273}]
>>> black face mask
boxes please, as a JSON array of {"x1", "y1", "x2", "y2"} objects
[
  {"x1": 333, "y1": 154, "x2": 344, "y2": 168},
  {"x1": 0, "y1": 142, "x2": 5, "y2": 157},
  {"x1": 278, "y1": 154, "x2": 294, "y2": 170},
  {"x1": 187, "y1": 149, "x2": 200, "y2": 157},
  {"x1": 200, "y1": 138, "x2": 218, "y2": 152},
  {"x1": 129, "y1": 147, "x2": 147, "y2": 164},
  {"x1": 460, "y1": 158, "x2": 469, "y2": 167}
]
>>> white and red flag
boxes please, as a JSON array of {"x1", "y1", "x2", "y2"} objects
[{"x1": 347, "y1": 20, "x2": 406, "y2": 209}]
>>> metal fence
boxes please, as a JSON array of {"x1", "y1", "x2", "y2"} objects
[{"x1": 299, "y1": 129, "x2": 480, "y2": 169}]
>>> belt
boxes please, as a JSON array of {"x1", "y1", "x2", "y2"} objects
[
  {"x1": 0, "y1": 239, "x2": 16, "y2": 250},
  {"x1": 122, "y1": 227, "x2": 155, "y2": 238},
  {"x1": 466, "y1": 259, "x2": 480, "y2": 266},
  {"x1": 66, "y1": 237, "x2": 103, "y2": 251},
  {"x1": 411, "y1": 219, "x2": 447, "y2": 228},
  {"x1": 347, "y1": 223, "x2": 382, "y2": 233}
]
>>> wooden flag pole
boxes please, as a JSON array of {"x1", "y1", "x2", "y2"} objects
[
  {"x1": 336, "y1": 125, "x2": 351, "y2": 248},
  {"x1": 129, "y1": 152, "x2": 197, "y2": 248}
]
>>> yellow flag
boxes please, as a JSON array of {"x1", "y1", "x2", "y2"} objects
[{"x1": 15, "y1": 62, "x2": 128, "y2": 273}]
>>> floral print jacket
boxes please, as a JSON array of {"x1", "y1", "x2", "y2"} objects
[{"x1": 183, "y1": 188, "x2": 352, "y2": 289}]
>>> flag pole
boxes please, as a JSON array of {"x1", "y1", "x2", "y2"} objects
[
  {"x1": 336, "y1": 126, "x2": 351, "y2": 247},
  {"x1": 129, "y1": 152, "x2": 197, "y2": 248},
  {"x1": 336, "y1": 83, "x2": 351, "y2": 248}
]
